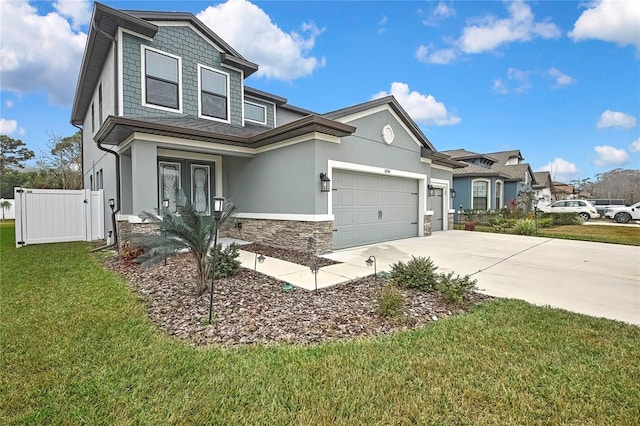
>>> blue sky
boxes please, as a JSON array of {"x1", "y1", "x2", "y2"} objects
[{"x1": 1, "y1": 0, "x2": 638, "y2": 182}]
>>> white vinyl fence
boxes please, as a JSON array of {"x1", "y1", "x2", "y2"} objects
[{"x1": 14, "y1": 188, "x2": 104, "y2": 247}]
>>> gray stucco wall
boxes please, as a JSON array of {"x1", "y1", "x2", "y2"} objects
[
  {"x1": 224, "y1": 142, "x2": 317, "y2": 214},
  {"x1": 275, "y1": 107, "x2": 308, "y2": 126},
  {"x1": 121, "y1": 26, "x2": 243, "y2": 125}
]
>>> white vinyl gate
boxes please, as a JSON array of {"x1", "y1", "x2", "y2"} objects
[{"x1": 14, "y1": 188, "x2": 104, "y2": 247}]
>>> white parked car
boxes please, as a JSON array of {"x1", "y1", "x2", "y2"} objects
[
  {"x1": 604, "y1": 202, "x2": 640, "y2": 224},
  {"x1": 537, "y1": 200, "x2": 600, "y2": 221}
]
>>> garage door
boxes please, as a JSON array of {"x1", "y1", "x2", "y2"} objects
[{"x1": 333, "y1": 170, "x2": 418, "y2": 250}]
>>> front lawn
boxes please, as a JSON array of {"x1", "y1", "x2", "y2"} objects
[
  {"x1": 461, "y1": 222, "x2": 640, "y2": 246},
  {"x1": 1, "y1": 222, "x2": 639, "y2": 424}
]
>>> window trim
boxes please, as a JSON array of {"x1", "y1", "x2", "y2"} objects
[
  {"x1": 243, "y1": 100, "x2": 267, "y2": 125},
  {"x1": 141, "y1": 46, "x2": 183, "y2": 113},
  {"x1": 495, "y1": 180, "x2": 503, "y2": 210},
  {"x1": 197, "y1": 64, "x2": 230, "y2": 123},
  {"x1": 471, "y1": 178, "x2": 491, "y2": 211}
]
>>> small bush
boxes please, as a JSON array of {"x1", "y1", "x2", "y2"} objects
[
  {"x1": 543, "y1": 212, "x2": 580, "y2": 226},
  {"x1": 437, "y1": 272, "x2": 477, "y2": 305},
  {"x1": 121, "y1": 241, "x2": 144, "y2": 260},
  {"x1": 391, "y1": 256, "x2": 439, "y2": 292},
  {"x1": 514, "y1": 219, "x2": 536, "y2": 236},
  {"x1": 210, "y1": 243, "x2": 241, "y2": 279},
  {"x1": 537, "y1": 217, "x2": 553, "y2": 228},
  {"x1": 464, "y1": 221, "x2": 476, "y2": 231},
  {"x1": 375, "y1": 285, "x2": 405, "y2": 318}
]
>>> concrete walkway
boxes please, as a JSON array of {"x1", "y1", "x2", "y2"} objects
[{"x1": 226, "y1": 232, "x2": 640, "y2": 325}]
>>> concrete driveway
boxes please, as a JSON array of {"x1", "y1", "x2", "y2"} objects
[{"x1": 323, "y1": 231, "x2": 640, "y2": 326}]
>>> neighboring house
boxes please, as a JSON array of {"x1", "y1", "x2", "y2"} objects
[
  {"x1": 441, "y1": 149, "x2": 535, "y2": 212},
  {"x1": 532, "y1": 171, "x2": 553, "y2": 205},
  {"x1": 552, "y1": 181, "x2": 576, "y2": 200},
  {"x1": 71, "y1": 3, "x2": 465, "y2": 253}
]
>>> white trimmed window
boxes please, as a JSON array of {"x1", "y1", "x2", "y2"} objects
[
  {"x1": 199, "y1": 65, "x2": 229, "y2": 121},
  {"x1": 244, "y1": 101, "x2": 266, "y2": 124},
  {"x1": 472, "y1": 179, "x2": 490, "y2": 211},
  {"x1": 143, "y1": 47, "x2": 182, "y2": 111}
]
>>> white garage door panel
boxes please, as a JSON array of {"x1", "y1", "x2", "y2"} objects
[{"x1": 333, "y1": 170, "x2": 418, "y2": 250}]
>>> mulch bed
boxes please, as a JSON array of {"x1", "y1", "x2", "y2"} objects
[{"x1": 102, "y1": 248, "x2": 491, "y2": 347}]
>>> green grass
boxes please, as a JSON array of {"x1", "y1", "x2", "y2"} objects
[
  {"x1": 466, "y1": 223, "x2": 640, "y2": 246},
  {"x1": 2, "y1": 222, "x2": 639, "y2": 424}
]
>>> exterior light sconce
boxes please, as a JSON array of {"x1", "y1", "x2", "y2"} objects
[
  {"x1": 365, "y1": 255, "x2": 377, "y2": 278},
  {"x1": 310, "y1": 264, "x2": 319, "y2": 291},
  {"x1": 319, "y1": 173, "x2": 331, "y2": 193},
  {"x1": 450, "y1": 188, "x2": 456, "y2": 198},
  {"x1": 108, "y1": 198, "x2": 115, "y2": 210},
  {"x1": 428, "y1": 184, "x2": 435, "y2": 197},
  {"x1": 208, "y1": 197, "x2": 225, "y2": 324},
  {"x1": 254, "y1": 253, "x2": 265, "y2": 271},
  {"x1": 162, "y1": 198, "x2": 169, "y2": 210}
]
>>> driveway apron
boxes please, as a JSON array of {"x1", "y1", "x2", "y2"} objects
[{"x1": 323, "y1": 231, "x2": 640, "y2": 325}]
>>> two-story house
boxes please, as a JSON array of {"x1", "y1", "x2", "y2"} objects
[
  {"x1": 442, "y1": 149, "x2": 535, "y2": 212},
  {"x1": 71, "y1": 3, "x2": 464, "y2": 253}
]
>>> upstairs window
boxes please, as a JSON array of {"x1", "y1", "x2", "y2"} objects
[
  {"x1": 199, "y1": 66, "x2": 228, "y2": 121},
  {"x1": 143, "y1": 47, "x2": 181, "y2": 111},
  {"x1": 244, "y1": 101, "x2": 266, "y2": 124}
]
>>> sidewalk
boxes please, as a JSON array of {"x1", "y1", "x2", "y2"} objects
[{"x1": 236, "y1": 249, "x2": 373, "y2": 291}]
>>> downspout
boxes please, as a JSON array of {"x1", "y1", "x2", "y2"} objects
[{"x1": 91, "y1": 17, "x2": 121, "y2": 252}]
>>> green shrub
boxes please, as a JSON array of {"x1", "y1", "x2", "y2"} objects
[
  {"x1": 537, "y1": 217, "x2": 553, "y2": 228},
  {"x1": 210, "y1": 243, "x2": 241, "y2": 279},
  {"x1": 541, "y1": 212, "x2": 580, "y2": 226},
  {"x1": 437, "y1": 272, "x2": 478, "y2": 305},
  {"x1": 375, "y1": 285, "x2": 405, "y2": 318},
  {"x1": 514, "y1": 219, "x2": 536, "y2": 235},
  {"x1": 390, "y1": 256, "x2": 439, "y2": 292}
]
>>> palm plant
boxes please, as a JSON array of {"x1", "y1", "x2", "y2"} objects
[
  {"x1": 0, "y1": 200, "x2": 11, "y2": 221},
  {"x1": 131, "y1": 196, "x2": 235, "y2": 295}
]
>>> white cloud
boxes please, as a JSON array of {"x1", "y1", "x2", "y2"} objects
[
  {"x1": 372, "y1": 82, "x2": 461, "y2": 126},
  {"x1": 5, "y1": 100, "x2": 14, "y2": 108},
  {"x1": 569, "y1": 0, "x2": 640, "y2": 51},
  {"x1": 629, "y1": 138, "x2": 640, "y2": 152},
  {"x1": 415, "y1": 45, "x2": 458, "y2": 64},
  {"x1": 422, "y1": 2, "x2": 456, "y2": 26},
  {"x1": 0, "y1": 0, "x2": 87, "y2": 105},
  {"x1": 197, "y1": 0, "x2": 324, "y2": 80},
  {"x1": 597, "y1": 110, "x2": 637, "y2": 129},
  {"x1": 492, "y1": 68, "x2": 531, "y2": 94},
  {"x1": 0, "y1": 118, "x2": 18, "y2": 134},
  {"x1": 538, "y1": 158, "x2": 580, "y2": 182},
  {"x1": 458, "y1": 1, "x2": 560, "y2": 54},
  {"x1": 53, "y1": 0, "x2": 91, "y2": 30},
  {"x1": 594, "y1": 145, "x2": 629, "y2": 167},
  {"x1": 547, "y1": 68, "x2": 575, "y2": 88}
]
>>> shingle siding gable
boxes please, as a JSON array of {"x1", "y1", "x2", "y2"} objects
[{"x1": 122, "y1": 25, "x2": 243, "y2": 125}]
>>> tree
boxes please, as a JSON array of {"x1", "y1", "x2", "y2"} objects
[
  {"x1": 0, "y1": 169, "x2": 33, "y2": 198},
  {"x1": 0, "y1": 135, "x2": 35, "y2": 174},
  {"x1": 0, "y1": 199, "x2": 11, "y2": 220},
  {"x1": 131, "y1": 196, "x2": 236, "y2": 296},
  {"x1": 36, "y1": 131, "x2": 82, "y2": 190}
]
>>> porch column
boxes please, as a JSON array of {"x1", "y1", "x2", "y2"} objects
[{"x1": 131, "y1": 141, "x2": 158, "y2": 215}]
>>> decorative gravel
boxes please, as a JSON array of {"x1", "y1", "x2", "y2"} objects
[{"x1": 103, "y1": 249, "x2": 491, "y2": 347}]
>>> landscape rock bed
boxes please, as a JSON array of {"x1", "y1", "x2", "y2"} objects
[{"x1": 103, "y1": 250, "x2": 491, "y2": 347}]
